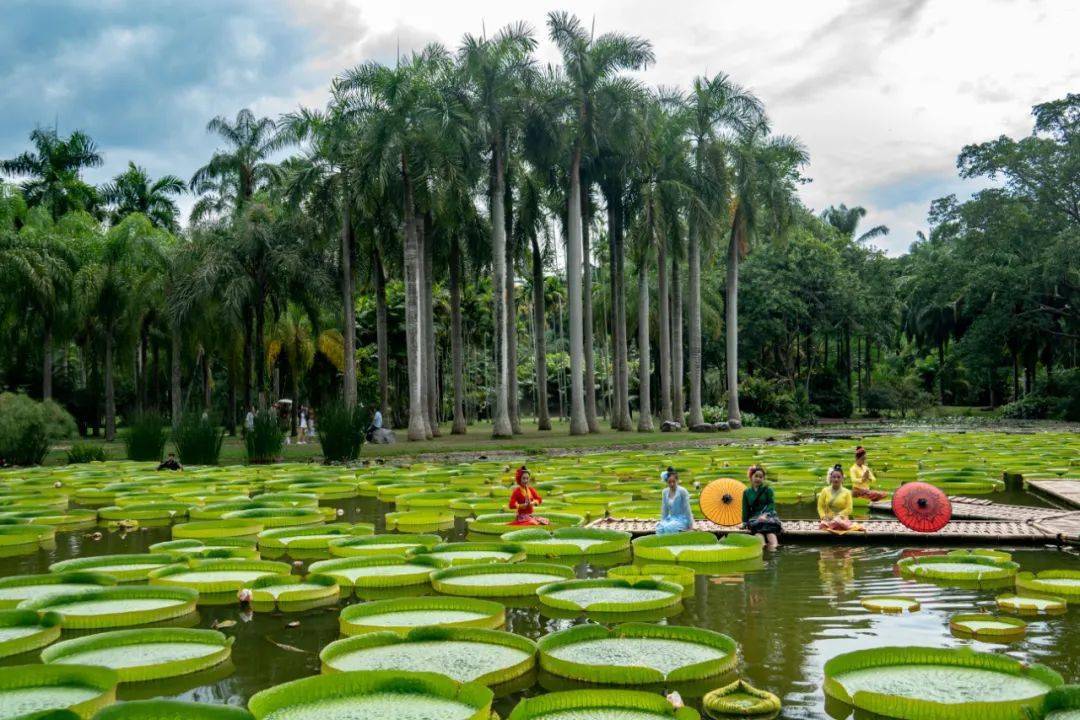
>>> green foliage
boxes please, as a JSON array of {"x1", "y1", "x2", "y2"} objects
[
  {"x1": 65, "y1": 441, "x2": 105, "y2": 464},
  {"x1": 124, "y1": 411, "x2": 167, "y2": 461},
  {"x1": 173, "y1": 413, "x2": 224, "y2": 465},
  {"x1": 0, "y1": 393, "x2": 75, "y2": 466},
  {"x1": 1000, "y1": 369, "x2": 1080, "y2": 421},
  {"x1": 736, "y1": 377, "x2": 815, "y2": 429},
  {"x1": 244, "y1": 410, "x2": 283, "y2": 464},
  {"x1": 316, "y1": 400, "x2": 366, "y2": 462}
]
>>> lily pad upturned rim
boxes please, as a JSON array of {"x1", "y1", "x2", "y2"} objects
[
  {"x1": 338, "y1": 596, "x2": 506, "y2": 636},
  {"x1": 1016, "y1": 570, "x2": 1080, "y2": 600},
  {"x1": 0, "y1": 572, "x2": 118, "y2": 609},
  {"x1": 148, "y1": 558, "x2": 292, "y2": 593},
  {"x1": 607, "y1": 564, "x2": 696, "y2": 597},
  {"x1": 384, "y1": 510, "x2": 456, "y2": 532},
  {"x1": 246, "y1": 670, "x2": 493, "y2": 720},
  {"x1": 535, "y1": 578, "x2": 683, "y2": 613},
  {"x1": 897, "y1": 555, "x2": 1020, "y2": 582},
  {"x1": 499, "y1": 527, "x2": 632, "y2": 557},
  {"x1": 466, "y1": 512, "x2": 585, "y2": 535},
  {"x1": 172, "y1": 519, "x2": 266, "y2": 539},
  {"x1": 0, "y1": 523, "x2": 57, "y2": 545},
  {"x1": 256, "y1": 523, "x2": 367, "y2": 550},
  {"x1": 326, "y1": 533, "x2": 442, "y2": 558},
  {"x1": 247, "y1": 573, "x2": 340, "y2": 604},
  {"x1": 18, "y1": 585, "x2": 199, "y2": 629},
  {"x1": 409, "y1": 542, "x2": 527, "y2": 566},
  {"x1": 949, "y1": 613, "x2": 1028, "y2": 640},
  {"x1": 91, "y1": 699, "x2": 254, "y2": 719},
  {"x1": 0, "y1": 663, "x2": 118, "y2": 718},
  {"x1": 702, "y1": 678, "x2": 782, "y2": 717},
  {"x1": 40, "y1": 627, "x2": 233, "y2": 682},
  {"x1": 307, "y1": 554, "x2": 446, "y2": 590},
  {"x1": 49, "y1": 554, "x2": 175, "y2": 582},
  {"x1": 859, "y1": 595, "x2": 921, "y2": 613},
  {"x1": 632, "y1": 531, "x2": 764, "y2": 563},
  {"x1": 319, "y1": 626, "x2": 537, "y2": 686},
  {"x1": 430, "y1": 562, "x2": 576, "y2": 597},
  {"x1": 822, "y1": 645, "x2": 1063, "y2": 720},
  {"x1": 537, "y1": 622, "x2": 739, "y2": 685},
  {"x1": 507, "y1": 688, "x2": 701, "y2": 720},
  {"x1": 1045, "y1": 685, "x2": 1080, "y2": 718},
  {"x1": 0, "y1": 609, "x2": 62, "y2": 658},
  {"x1": 996, "y1": 592, "x2": 1069, "y2": 614}
]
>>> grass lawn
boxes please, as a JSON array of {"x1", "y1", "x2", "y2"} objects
[{"x1": 46, "y1": 419, "x2": 786, "y2": 466}]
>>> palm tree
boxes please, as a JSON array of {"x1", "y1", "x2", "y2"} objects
[
  {"x1": 547, "y1": 11, "x2": 654, "y2": 435},
  {"x1": 821, "y1": 204, "x2": 889, "y2": 243},
  {"x1": 190, "y1": 109, "x2": 284, "y2": 213},
  {"x1": 101, "y1": 162, "x2": 185, "y2": 231},
  {"x1": 1, "y1": 128, "x2": 102, "y2": 219},
  {"x1": 685, "y1": 73, "x2": 763, "y2": 427},
  {"x1": 516, "y1": 170, "x2": 552, "y2": 430},
  {"x1": 725, "y1": 121, "x2": 808, "y2": 424}
]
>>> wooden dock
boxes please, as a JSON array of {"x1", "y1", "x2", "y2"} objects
[
  {"x1": 589, "y1": 514, "x2": 1080, "y2": 546},
  {"x1": 1027, "y1": 480, "x2": 1080, "y2": 509},
  {"x1": 869, "y1": 496, "x2": 1070, "y2": 522}
]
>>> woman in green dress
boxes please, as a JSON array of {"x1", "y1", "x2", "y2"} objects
[{"x1": 742, "y1": 465, "x2": 781, "y2": 549}]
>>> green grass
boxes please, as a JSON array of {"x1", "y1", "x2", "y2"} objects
[{"x1": 45, "y1": 420, "x2": 786, "y2": 466}]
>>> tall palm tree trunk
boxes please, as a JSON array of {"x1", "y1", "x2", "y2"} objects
[
  {"x1": 42, "y1": 320, "x2": 53, "y2": 401},
  {"x1": 242, "y1": 305, "x2": 253, "y2": 411},
  {"x1": 672, "y1": 250, "x2": 684, "y2": 423},
  {"x1": 374, "y1": 244, "x2": 390, "y2": 423},
  {"x1": 450, "y1": 234, "x2": 467, "y2": 434},
  {"x1": 340, "y1": 200, "x2": 357, "y2": 408},
  {"x1": 505, "y1": 175, "x2": 521, "y2": 435},
  {"x1": 104, "y1": 328, "x2": 116, "y2": 441},
  {"x1": 565, "y1": 148, "x2": 588, "y2": 435},
  {"x1": 581, "y1": 187, "x2": 599, "y2": 432},
  {"x1": 171, "y1": 323, "x2": 182, "y2": 427},
  {"x1": 637, "y1": 255, "x2": 653, "y2": 432},
  {"x1": 255, "y1": 292, "x2": 267, "y2": 410},
  {"x1": 530, "y1": 233, "x2": 551, "y2": 430},
  {"x1": 687, "y1": 220, "x2": 704, "y2": 426},
  {"x1": 609, "y1": 202, "x2": 632, "y2": 430},
  {"x1": 202, "y1": 352, "x2": 212, "y2": 412},
  {"x1": 421, "y1": 214, "x2": 439, "y2": 436},
  {"x1": 402, "y1": 158, "x2": 428, "y2": 441},
  {"x1": 725, "y1": 222, "x2": 743, "y2": 424},
  {"x1": 490, "y1": 143, "x2": 513, "y2": 438},
  {"x1": 657, "y1": 233, "x2": 672, "y2": 422}
]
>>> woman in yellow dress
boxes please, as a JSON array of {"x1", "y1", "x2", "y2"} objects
[
  {"x1": 849, "y1": 446, "x2": 887, "y2": 502},
  {"x1": 818, "y1": 465, "x2": 854, "y2": 532}
]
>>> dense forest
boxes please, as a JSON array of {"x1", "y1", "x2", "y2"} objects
[{"x1": 1, "y1": 15, "x2": 1077, "y2": 443}]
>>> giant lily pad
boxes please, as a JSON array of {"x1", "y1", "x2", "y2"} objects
[
  {"x1": 257, "y1": 524, "x2": 371, "y2": 557},
  {"x1": 0, "y1": 609, "x2": 61, "y2": 658},
  {"x1": 702, "y1": 679, "x2": 781, "y2": 718},
  {"x1": 607, "y1": 564, "x2": 695, "y2": 598},
  {"x1": 823, "y1": 646, "x2": 1063, "y2": 720},
  {"x1": 320, "y1": 627, "x2": 535, "y2": 686},
  {"x1": 0, "y1": 523, "x2": 57, "y2": 546},
  {"x1": 172, "y1": 519, "x2": 265, "y2": 540},
  {"x1": 327, "y1": 534, "x2": 441, "y2": 558},
  {"x1": 860, "y1": 596, "x2": 920, "y2": 614},
  {"x1": 149, "y1": 538, "x2": 260, "y2": 561},
  {"x1": 1016, "y1": 570, "x2": 1080, "y2": 602},
  {"x1": 466, "y1": 513, "x2": 583, "y2": 536},
  {"x1": 247, "y1": 670, "x2": 493, "y2": 720},
  {"x1": 632, "y1": 532, "x2": 763, "y2": 564},
  {"x1": 538, "y1": 623, "x2": 738, "y2": 684},
  {"x1": 41, "y1": 628, "x2": 232, "y2": 682},
  {"x1": 222, "y1": 507, "x2": 325, "y2": 528},
  {"x1": 997, "y1": 593, "x2": 1068, "y2": 615},
  {"x1": 307, "y1": 555, "x2": 444, "y2": 593},
  {"x1": 248, "y1": 574, "x2": 340, "y2": 608},
  {"x1": 338, "y1": 597, "x2": 505, "y2": 636},
  {"x1": 19, "y1": 586, "x2": 198, "y2": 629},
  {"x1": 949, "y1": 614, "x2": 1027, "y2": 641},
  {"x1": 1045, "y1": 685, "x2": 1080, "y2": 720},
  {"x1": 431, "y1": 563, "x2": 575, "y2": 597},
  {"x1": 0, "y1": 573, "x2": 117, "y2": 610},
  {"x1": 384, "y1": 511, "x2": 455, "y2": 533},
  {"x1": 409, "y1": 542, "x2": 526, "y2": 566},
  {"x1": 93, "y1": 699, "x2": 254, "y2": 719},
  {"x1": 536, "y1": 578, "x2": 682, "y2": 614},
  {"x1": 897, "y1": 555, "x2": 1018, "y2": 587},
  {"x1": 49, "y1": 554, "x2": 175, "y2": 583},
  {"x1": 499, "y1": 528, "x2": 631, "y2": 557},
  {"x1": 0, "y1": 664, "x2": 117, "y2": 719},
  {"x1": 149, "y1": 559, "x2": 291, "y2": 594},
  {"x1": 506, "y1": 689, "x2": 700, "y2": 720}
]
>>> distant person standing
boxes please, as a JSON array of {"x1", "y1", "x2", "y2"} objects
[
  {"x1": 298, "y1": 406, "x2": 308, "y2": 444},
  {"x1": 244, "y1": 406, "x2": 255, "y2": 434}
]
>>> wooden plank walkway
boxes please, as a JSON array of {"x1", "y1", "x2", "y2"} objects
[
  {"x1": 869, "y1": 496, "x2": 1071, "y2": 522},
  {"x1": 588, "y1": 515, "x2": 1080, "y2": 546},
  {"x1": 1028, "y1": 480, "x2": 1080, "y2": 509}
]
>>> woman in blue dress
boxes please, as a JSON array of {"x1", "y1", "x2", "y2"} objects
[{"x1": 657, "y1": 467, "x2": 694, "y2": 535}]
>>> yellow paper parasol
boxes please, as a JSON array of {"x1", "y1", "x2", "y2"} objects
[{"x1": 700, "y1": 478, "x2": 745, "y2": 526}]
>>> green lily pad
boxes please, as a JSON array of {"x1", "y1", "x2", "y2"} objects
[{"x1": 41, "y1": 628, "x2": 232, "y2": 682}]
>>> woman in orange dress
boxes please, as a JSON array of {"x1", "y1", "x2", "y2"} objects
[{"x1": 509, "y1": 466, "x2": 549, "y2": 526}]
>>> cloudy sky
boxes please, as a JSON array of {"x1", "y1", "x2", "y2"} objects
[{"x1": 2, "y1": 0, "x2": 1077, "y2": 254}]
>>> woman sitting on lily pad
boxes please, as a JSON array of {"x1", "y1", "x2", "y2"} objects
[
  {"x1": 657, "y1": 467, "x2": 694, "y2": 535},
  {"x1": 509, "y1": 466, "x2": 548, "y2": 526}
]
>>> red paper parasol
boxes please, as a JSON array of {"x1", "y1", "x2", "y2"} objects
[{"x1": 892, "y1": 482, "x2": 952, "y2": 532}]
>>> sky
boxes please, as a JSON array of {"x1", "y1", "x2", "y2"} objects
[{"x1": 2, "y1": 0, "x2": 1078, "y2": 255}]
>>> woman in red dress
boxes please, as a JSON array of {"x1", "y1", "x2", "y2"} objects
[{"x1": 509, "y1": 466, "x2": 548, "y2": 526}]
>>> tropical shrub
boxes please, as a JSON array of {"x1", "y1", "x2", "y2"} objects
[
  {"x1": 124, "y1": 412, "x2": 167, "y2": 461},
  {"x1": 245, "y1": 410, "x2": 283, "y2": 464},
  {"x1": 0, "y1": 392, "x2": 76, "y2": 466},
  {"x1": 1000, "y1": 369, "x2": 1080, "y2": 421},
  {"x1": 65, "y1": 441, "x2": 106, "y2": 464},
  {"x1": 173, "y1": 413, "x2": 224, "y2": 465},
  {"x1": 809, "y1": 369, "x2": 853, "y2": 418},
  {"x1": 734, "y1": 377, "x2": 816, "y2": 428},
  {"x1": 316, "y1": 400, "x2": 366, "y2": 463}
]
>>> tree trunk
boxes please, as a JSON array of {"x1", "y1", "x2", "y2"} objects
[
  {"x1": 725, "y1": 217, "x2": 743, "y2": 424},
  {"x1": 687, "y1": 214, "x2": 704, "y2": 426},
  {"x1": 608, "y1": 201, "x2": 632, "y2": 431},
  {"x1": 637, "y1": 253, "x2": 653, "y2": 431},
  {"x1": 421, "y1": 213, "x2": 439, "y2": 436},
  {"x1": 450, "y1": 234, "x2": 467, "y2": 434},
  {"x1": 242, "y1": 305, "x2": 252, "y2": 412},
  {"x1": 104, "y1": 328, "x2": 116, "y2": 442},
  {"x1": 170, "y1": 323, "x2": 182, "y2": 427},
  {"x1": 340, "y1": 199, "x2": 358, "y2": 408},
  {"x1": 581, "y1": 184, "x2": 599, "y2": 432},
  {"x1": 531, "y1": 233, "x2": 551, "y2": 430},
  {"x1": 657, "y1": 231, "x2": 672, "y2": 422},
  {"x1": 938, "y1": 340, "x2": 946, "y2": 405},
  {"x1": 42, "y1": 320, "x2": 53, "y2": 401},
  {"x1": 402, "y1": 156, "x2": 428, "y2": 441},
  {"x1": 374, "y1": 243, "x2": 390, "y2": 423},
  {"x1": 565, "y1": 148, "x2": 588, "y2": 435},
  {"x1": 490, "y1": 142, "x2": 513, "y2": 438},
  {"x1": 255, "y1": 292, "x2": 267, "y2": 410},
  {"x1": 671, "y1": 249, "x2": 684, "y2": 424},
  {"x1": 505, "y1": 175, "x2": 521, "y2": 435},
  {"x1": 227, "y1": 362, "x2": 236, "y2": 436},
  {"x1": 202, "y1": 351, "x2": 212, "y2": 412}
]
